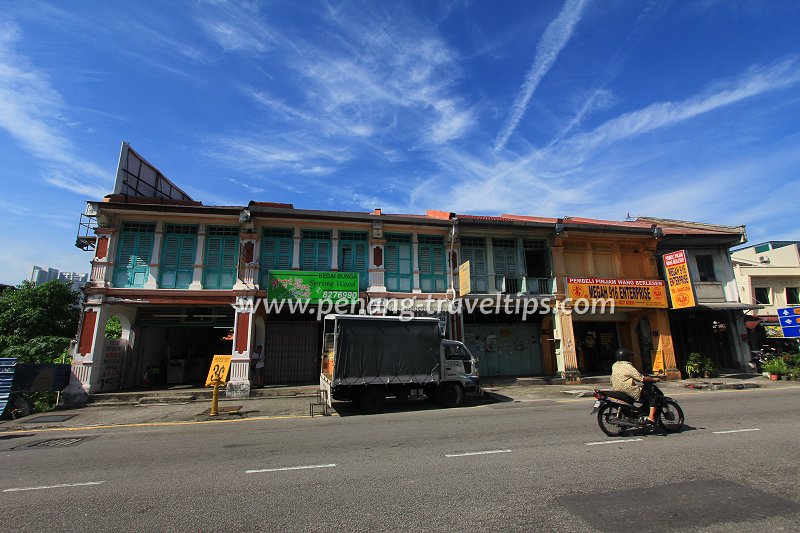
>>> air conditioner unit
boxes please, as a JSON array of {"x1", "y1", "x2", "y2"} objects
[{"x1": 758, "y1": 256, "x2": 770, "y2": 263}]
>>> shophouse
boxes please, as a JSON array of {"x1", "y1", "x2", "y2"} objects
[
  {"x1": 731, "y1": 241, "x2": 800, "y2": 352},
  {"x1": 635, "y1": 218, "x2": 756, "y2": 371}
]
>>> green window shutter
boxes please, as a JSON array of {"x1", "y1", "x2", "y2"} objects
[
  {"x1": 316, "y1": 241, "x2": 330, "y2": 270},
  {"x1": 301, "y1": 241, "x2": 316, "y2": 270},
  {"x1": 159, "y1": 235, "x2": 180, "y2": 288},
  {"x1": 260, "y1": 236, "x2": 293, "y2": 287},
  {"x1": 339, "y1": 239, "x2": 368, "y2": 290},
  {"x1": 203, "y1": 230, "x2": 238, "y2": 289},
  {"x1": 277, "y1": 240, "x2": 292, "y2": 268}
]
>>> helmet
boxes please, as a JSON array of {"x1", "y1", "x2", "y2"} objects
[{"x1": 615, "y1": 348, "x2": 634, "y2": 362}]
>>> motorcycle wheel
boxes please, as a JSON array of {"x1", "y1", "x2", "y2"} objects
[
  {"x1": 597, "y1": 404, "x2": 626, "y2": 437},
  {"x1": 658, "y1": 400, "x2": 684, "y2": 433}
]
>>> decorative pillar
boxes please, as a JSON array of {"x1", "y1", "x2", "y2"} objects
[
  {"x1": 412, "y1": 233, "x2": 421, "y2": 293},
  {"x1": 63, "y1": 302, "x2": 111, "y2": 405},
  {"x1": 557, "y1": 310, "x2": 580, "y2": 382},
  {"x1": 651, "y1": 310, "x2": 681, "y2": 380},
  {"x1": 330, "y1": 229, "x2": 339, "y2": 271},
  {"x1": 368, "y1": 239, "x2": 387, "y2": 293},
  {"x1": 292, "y1": 226, "x2": 301, "y2": 270},
  {"x1": 144, "y1": 221, "x2": 164, "y2": 289},
  {"x1": 90, "y1": 228, "x2": 115, "y2": 288},
  {"x1": 227, "y1": 296, "x2": 255, "y2": 398},
  {"x1": 189, "y1": 223, "x2": 206, "y2": 289},
  {"x1": 486, "y1": 237, "x2": 496, "y2": 292},
  {"x1": 235, "y1": 231, "x2": 258, "y2": 289}
]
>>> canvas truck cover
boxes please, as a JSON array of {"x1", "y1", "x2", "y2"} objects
[{"x1": 333, "y1": 318, "x2": 441, "y2": 386}]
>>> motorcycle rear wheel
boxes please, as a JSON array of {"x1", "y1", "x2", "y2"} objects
[
  {"x1": 658, "y1": 400, "x2": 684, "y2": 433},
  {"x1": 597, "y1": 404, "x2": 627, "y2": 437}
]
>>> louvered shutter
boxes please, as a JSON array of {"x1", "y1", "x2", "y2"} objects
[
  {"x1": 301, "y1": 241, "x2": 315, "y2": 270},
  {"x1": 160, "y1": 235, "x2": 180, "y2": 288},
  {"x1": 277, "y1": 240, "x2": 292, "y2": 268}
]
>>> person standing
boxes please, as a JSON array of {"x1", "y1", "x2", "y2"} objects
[{"x1": 250, "y1": 345, "x2": 265, "y2": 388}]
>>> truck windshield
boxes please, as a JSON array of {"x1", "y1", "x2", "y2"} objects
[{"x1": 444, "y1": 344, "x2": 470, "y2": 361}]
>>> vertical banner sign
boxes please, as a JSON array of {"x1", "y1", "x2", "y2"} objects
[
  {"x1": 651, "y1": 350, "x2": 665, "y2": 374},
  {"x1": 99, "y1": 339, "x2": 127, "y2": 391},
  {"x1": 459, "y1": 261, "x2": 471, "y2": 296},
  {"x1": 663, "y1": 250, "x2": 696, "y2": 309},
  {"x1": 205, "y1": 355, "x2": 232, "y2": 386}
]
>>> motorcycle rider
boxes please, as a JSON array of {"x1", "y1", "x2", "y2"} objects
[{"x1": 610, "y1": 347, "x2": 660, "y2": 425}]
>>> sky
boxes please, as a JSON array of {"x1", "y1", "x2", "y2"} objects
[{"x1": 1, "y1": 0, "x2": 799, "y2": 284}]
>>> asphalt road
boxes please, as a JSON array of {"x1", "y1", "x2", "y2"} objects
[{"x1": 2, "y1": 387, "x2": 799, "y2": 532}]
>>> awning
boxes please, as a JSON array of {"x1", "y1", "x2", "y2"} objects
[{"x1": 693, "y1": 302, "x2": 764, "y2": 311}]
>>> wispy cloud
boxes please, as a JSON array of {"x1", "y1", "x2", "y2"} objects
[
  {"x1": 225, "y1": 177, "x2": 265, "y2": 194},
  {"x1": 194, "y1": 1, "x2": 275, "y2": 53},
  {"x1": 493, "y1": 0, "x2": 591, "y2": 152},
  {"x1": 0, "y1": 19, "x2": 111, "y2": 196}
]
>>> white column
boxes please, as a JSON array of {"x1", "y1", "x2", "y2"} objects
[
  {"x1": 144, "y1": 221, "x2": 164, "y2": 289},
  {"x1": 486, "y1": 238, "x2": 496, "y2": 292},
  {"x1": 292, "y1": 227, "x2": 301, "y2": 269},
  {"x1": 412, "y1": 233, "x2": 421, "y2": 293},
  {"x1": 189, "y1": 224, "x2": 206, "y2": 289},
  {"x1": 331, "y1": 229, "x2": 339, "y2": 271}
]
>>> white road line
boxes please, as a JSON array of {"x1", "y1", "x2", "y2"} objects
[
  {"x1": 585, "y1": 438, "x2": 643, "y2": 446},
  {"x1": 3, "y1": 481, "x2": 106, "y2": 493},
  {"x1": 246, "y1": 464, "x2": 336, "y2": 474},
  {"x1": 712, "y1": 428, "x2": 761, "y2": 434},
  {"x1": 445, "y1": 449, "x2": 512, "y2": 457}
]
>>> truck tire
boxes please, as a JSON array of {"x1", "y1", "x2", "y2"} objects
[
  {"x1": 438, "y1": 382, "x2": 463, "y2": 408},
  {"x1": 359, "y1": 387, "x2": 386, "y2": 414}
]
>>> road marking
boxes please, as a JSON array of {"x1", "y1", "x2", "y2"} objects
[
  {"x1": 246, "y1": 464, "x2": 336, "y2": 474},
  {"x1": 445, "y1": 449, "x2": 512, "y2": 457},
  {"x1": 712, "y1": 428, "x2": 761, "y2": 434},
  {"x1": 585, "y1": 438, "x2": 643, "y2": 446},
  {"x1": 3, "y1": 481, "x2": 106, "y2": 492}
]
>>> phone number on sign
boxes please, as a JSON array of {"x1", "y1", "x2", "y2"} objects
[{"x1": 322, "y1": 291, "x2": 358, "y2": 299}]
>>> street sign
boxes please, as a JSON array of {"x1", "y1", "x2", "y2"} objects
[
  {"x1": 459, "y1": 261, "x2": 471, "y2": 296},
  {"x1": 777, "y1": 307, "x2": 800, "y2": 338},
  {"x1": 663, "y1": 250, "x2": 696, "y2": 309},
  {"x1": 205, "y1": 355, "x2": 232, "y2": 386}
]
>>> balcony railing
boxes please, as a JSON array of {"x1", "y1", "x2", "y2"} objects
[{"x1": 496, "y1": 276, "x2": 555, "y2": 295}]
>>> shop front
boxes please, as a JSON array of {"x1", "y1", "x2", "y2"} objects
[{"x1": 462, "y1": 308, "x2": 544, "y2": 377}]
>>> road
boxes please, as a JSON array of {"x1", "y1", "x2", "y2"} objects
[{"x1": 2, "y1": 387, "x2": 799, "y2": 532}]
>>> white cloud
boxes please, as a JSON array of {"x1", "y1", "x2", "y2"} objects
[{"x1": 493, "y1": 0, "x2": 591, "y2": 152}]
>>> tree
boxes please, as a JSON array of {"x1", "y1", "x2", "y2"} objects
[
  {"x1": 105, "y1": 315, "x2": 122, "y2": 339},
  {"x1": 0, "y1": 280, "x2": 80, "y2": 363}
]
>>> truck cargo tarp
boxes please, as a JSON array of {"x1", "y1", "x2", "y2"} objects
[{"x1": 333, "y1": 319, "x2": 440, "y2": 386}]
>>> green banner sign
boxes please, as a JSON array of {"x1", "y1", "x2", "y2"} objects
[{"x1": 267, "y1": 270, "x2": 360, "y2": 303}]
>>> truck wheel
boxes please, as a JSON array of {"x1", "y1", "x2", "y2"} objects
[
  {"x1": 423, "y1": 384, "x2": 439, "y2": 402},
  {"x1": 438, "y1": 383, "x2": 463, "y2": 408},
  {"x1": 395, "y1": 389, "x2": 410, "y2": 401},
  {"x1": 359, "y1": 387, "x2": 386, "y2": 414}
]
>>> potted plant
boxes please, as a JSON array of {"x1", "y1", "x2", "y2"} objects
[
  {"x1": 685, "y1": 353, "x2": 703, "y2": 379},
  {"x1": 786, "y1": 367, "x2": 799, "y2": 381},
  {"x1": 702, "y1": 357, "x2": 716, "y2": 378},
  {"x1": 763, "y1": 358, "x2": 788, "y2": 381}
]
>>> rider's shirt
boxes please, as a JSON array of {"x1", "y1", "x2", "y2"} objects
[{"x1": 611, "y1": 361, "x2": 643, "y2": 400}]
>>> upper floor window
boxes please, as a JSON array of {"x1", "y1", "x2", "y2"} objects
[
  {"x1": 385, "y1": 233, "x2": 412, "y2": 292},
  {"x1": 261, "y1": 228, "x2": 294, "y2": 286},
  {"x1": 338, "y1": 231, "x2": 368, "y2": 290},
  {"x1": 460, "y1": 237, "x2": 487, "y2": 293},
  {"x1": 204, "y1": 226, "x2": 239, "y2": 289},
  {"x1": 523, "y1": 239, "x2": 549, "y2": 278},
  {"x1": 696, "y1": 255, "x2": 717, "y2": 282},
  {"x1": 754, "y1": 287, "x2": 771, "y2": 306},
  {"x1": 113, "y1": 222, "x2": 155, "y2": 288},
  {"x1": 418, "y1": 235, "x2": 446, "y2": 293},
  {"x1": 300, "y1": 230, "x2": 331, "y2": 271},
  {"x1": 160, "y1": 224, "x2": 198, "y2": 289},
  {"x1": 787, "y1": 287, "x2": 799, "y2": 306}
]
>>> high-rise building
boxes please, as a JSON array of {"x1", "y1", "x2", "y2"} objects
[{"x1": 30, "y1": 266, "x2": 89, "y2": 291}]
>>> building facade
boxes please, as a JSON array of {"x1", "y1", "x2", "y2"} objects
[{"x1": 30, "y1": 265, "x2": 90, "y2": 291}]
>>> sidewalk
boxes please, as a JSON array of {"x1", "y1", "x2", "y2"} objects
[{"x1": 1, "y1": 375, "x2": 798, "y2": 433}]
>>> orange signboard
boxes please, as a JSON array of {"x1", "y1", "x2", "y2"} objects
[
  {"x1": 663, "y1": 250, "x2": 696, "y2": 309},
  {"x1": 566, "y1": 277, "x2": 668, "y2": 308}
]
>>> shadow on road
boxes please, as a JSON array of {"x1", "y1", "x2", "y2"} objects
[{"x1": 332, "y1": 394, "x2": 499, "y2": 417}]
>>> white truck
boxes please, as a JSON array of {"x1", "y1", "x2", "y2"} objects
[{"x1": 319, "y1": 314, "x2": 480, "y2": 413}]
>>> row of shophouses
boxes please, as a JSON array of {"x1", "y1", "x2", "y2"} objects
[{"x1": 63, "y1": 145, "x2": 762, "y2": 403}]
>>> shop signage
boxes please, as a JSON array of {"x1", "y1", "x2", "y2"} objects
[
  {"x1": 459, "y1": 261, "x2": 471, "y2": 296},
  {"x1": 99, "y1": 339, "x2": 126, "y2": 391},
  {"x1": 267, "y1": 270, "x2": 359, "y2": 303},
  {"x1": 651, "y1": 350, "x2": 665, "y2": 374},
  {"x1": 663, "y1": 250, "x2": 697, "y2": 309},
  {"x1": 566, "y1": 277, "x2": 668, "y2": 308},
  {"x1": 205, "y1": 355, "x2": 231, "y2": 386},
  {"x1": 777, "y1": 307, "x2": 800, "y2": 338}
]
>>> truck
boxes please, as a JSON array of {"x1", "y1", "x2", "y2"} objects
[{"x1": 319, "y1": 314, "x2": 480, "y2": 413}]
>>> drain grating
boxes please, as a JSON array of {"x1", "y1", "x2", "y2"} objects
[
  {"x1": 22, "y1": 415, "x2": 76, "y2": 424},
  {"x1": 23, "y1": 437, "x2": 89, "y2": 449}
]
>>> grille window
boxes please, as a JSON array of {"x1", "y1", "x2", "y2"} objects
[
  {"x1": 263, "y1": 228, "x2": 294, "y2": 239},
  {"x1": 208, "y1": 226, "x2": 239, "y2": 236}
]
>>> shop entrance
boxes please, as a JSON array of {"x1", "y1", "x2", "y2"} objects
[
  {"x1": 573, "y1": 321, "x2": 620, "y2": 374},
  {"x1": 463, "y1": 309, "x2": 543, "y2": 377},
  {"x1": 263, "y1": 321, "x2": 321, "y2": 384}
]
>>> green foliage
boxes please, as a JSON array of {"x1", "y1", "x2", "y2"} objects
[
  {"x1": 1, "y1": 336, "x2": 72, "y2": 364},
  {"x1": 702, "y1": 356, "x2": 716, "y2": 376},
  {"x1": 685, "y1": 353, "x2": 703, "y2": 375},
  {"x1": 763, "y1": 357, "x2": 788, "y2": 376},
  {"x1": 105, "y1": 315, "x2": 122, "y2": 339},
  {"x1": 786, "y1": 353, "x2": 800, "y2": 368},
  {"x1": 0, "y1": 280, "x2": 80, "y2": 357}
]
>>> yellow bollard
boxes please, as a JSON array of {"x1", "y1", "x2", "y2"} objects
[{"x1": 210, "y1": 377, "x2": 221, "y2": 416}]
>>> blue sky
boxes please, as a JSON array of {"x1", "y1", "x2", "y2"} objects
[{"x1": 1, "y1": 0, "x2": 799, "y2": 284}]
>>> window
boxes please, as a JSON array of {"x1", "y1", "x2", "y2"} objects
[
  {"x1": 338, "y1": 231, "x2": 368, "y2": 290},
  {"x1": 113, "y1": 222, "x2": 155, "y2": 288},
  {"x1": 696, "y1": 255, "x2": 717, "y2": 282},
  {"x1": 787, "y1": 287, "x2": 800, "y2": 306},
  {"x1": 493, "y1": 238, "x2": 520, "y2": 292},
  {"x1": 300, "y1": 230, "x2": 331, "y2": 271},
  {"x1": 523, "y1": 239, "x2": 550, "y2": 278},
  {"x1": 159, "y1": 225, "x2": 198, "y2": 289},
  {"x1": 385, "y1": 234, "x2": 412, "y2": 292},
  {"x1": 261, "y1": 228, "x2": 294, "y2": 286},
  {"x1": 418, "y1": 235, "x2": 446, "y2": 293},
  {"x1": 754, "y1": 287, "x2": 771, "y2": 305},
  {"x1": 460, "y1": 237, "x2": 487, "y2": 293},
  {"x1": 204, "y1": 226, "x2": 239, "y2": 289}
]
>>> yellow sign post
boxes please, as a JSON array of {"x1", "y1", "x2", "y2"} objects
[
  {"x1": 459, "y1": 261, "x2": 471, "y2": 296},
  {"x1": 566, "y1": 277, "x2": 669, "y2": 308},
  {"x1": 206, "y1": 355, "x2": 232, "y2": 416},
  {"x1": 663, "y1": 250, "x2": 696, "y2": 309},
  {"x1": 651, "y1": 350, "x2": 665, "y2": 374}
]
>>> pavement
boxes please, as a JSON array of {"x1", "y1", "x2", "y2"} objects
[{"x1": 1, "y1": 373, "x2": 798, "y2": 433}]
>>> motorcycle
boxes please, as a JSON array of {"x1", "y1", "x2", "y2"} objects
[{"x1": 590, "y1": 381, "x2": 684, "y2": 437}]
